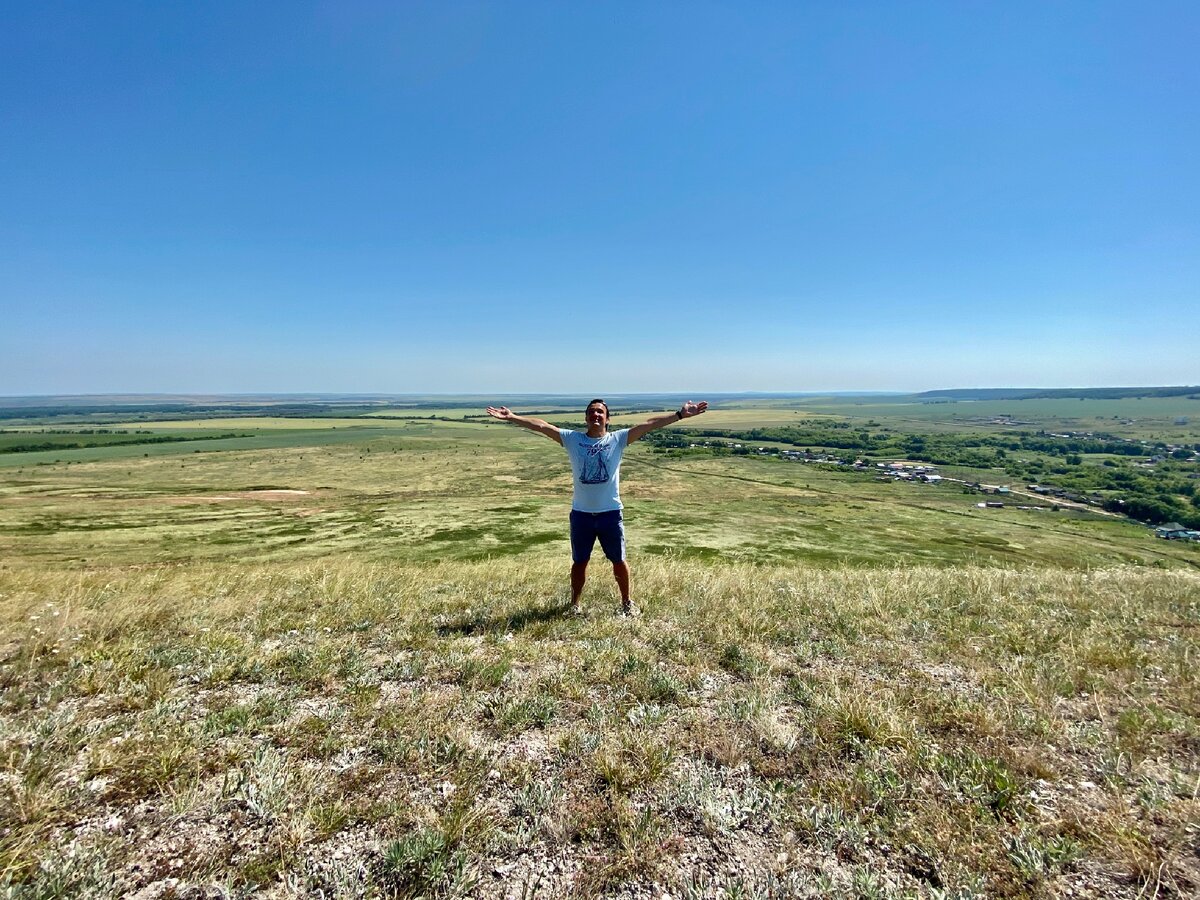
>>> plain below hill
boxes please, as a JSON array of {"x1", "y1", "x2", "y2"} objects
[{"x1": 917, "y1": 386, "x2": 1200, "y2": 401}]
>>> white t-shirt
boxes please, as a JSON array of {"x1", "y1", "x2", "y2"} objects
[{"x1": 559, "y1": 428, "x2": 630, "y2": 512}]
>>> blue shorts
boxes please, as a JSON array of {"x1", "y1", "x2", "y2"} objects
[{"x1": 570, "y1": 509, "x2": 626, "y2": 564}]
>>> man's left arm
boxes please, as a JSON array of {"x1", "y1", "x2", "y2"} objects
[{"x1": 627, "y1": 400, "x2": 708, "y2": 444}]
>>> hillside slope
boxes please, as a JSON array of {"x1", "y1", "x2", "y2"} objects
[{"x1": 3, "y1": 559, "x2": 1197, "y2": 898}]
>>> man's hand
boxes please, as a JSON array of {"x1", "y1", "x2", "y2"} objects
[
  {"x1": 679, "y1": 400, "x2": 708, "y2": 419},
  {"x1": 486, "y1": 406, "x2": 514, "y2": 421}
]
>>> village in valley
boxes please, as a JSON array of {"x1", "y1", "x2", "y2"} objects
[{"x1": 652, "y1": 427, "x2": 1200, "y2": 542}]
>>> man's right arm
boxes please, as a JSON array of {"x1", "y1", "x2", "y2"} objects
[{"x1": 485, "y1": 407, "x2": 564, "y2": 445}]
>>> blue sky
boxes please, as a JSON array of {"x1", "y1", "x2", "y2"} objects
[{"x1": 2, "y1": 1, "x2": 1197, "y2": 394}]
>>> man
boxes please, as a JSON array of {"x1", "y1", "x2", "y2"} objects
[{"x1": 485, "y1": 398, "x2": 708, "y2": 616}]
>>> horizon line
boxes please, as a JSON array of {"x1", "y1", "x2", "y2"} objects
[{"x1": 3, "y1": 385, "x2": 1199, "y2": 402}]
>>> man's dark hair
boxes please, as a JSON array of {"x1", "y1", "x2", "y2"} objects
[{"x1": 586, "y1": 399, "x2": 610, "y2": 419}]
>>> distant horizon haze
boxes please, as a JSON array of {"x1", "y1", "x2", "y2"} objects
[{"x1": 3, "y1": 385, "x2": 1199, "y2": 406}]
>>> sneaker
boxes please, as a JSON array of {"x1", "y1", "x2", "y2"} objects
[{"x1": 620, "y1": 601, "x2": 640, "y2": 618}]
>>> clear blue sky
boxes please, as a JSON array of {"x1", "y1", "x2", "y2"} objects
[{"x1": 3, "y1": 1, "x2": 1197, "y2": 395}]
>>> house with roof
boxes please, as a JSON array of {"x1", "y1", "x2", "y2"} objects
[{"x1": 1155, "y1": 523, "x2": 1195, "y2": 540}]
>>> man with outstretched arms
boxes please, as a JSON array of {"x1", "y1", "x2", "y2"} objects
[{"x1": 485, "y1": 398, "x2": 708, "y2": 616}]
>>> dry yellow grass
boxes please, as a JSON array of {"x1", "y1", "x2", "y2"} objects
[{"x1": 2, "y1": 558, "x2": 1197, "y2": 897}]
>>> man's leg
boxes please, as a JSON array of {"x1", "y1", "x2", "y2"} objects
[
  {"x1": 612, "y1": 561, "x2": 630, "y2": 603},
  {"x1": 569, "y1": 510, "x2": 594, "y2": 611},
  {"x1": 571, "y1": 561, "x2": 588, "y2": 605},
  {"x1": 596, "y1": 511, "x2": 634, "y2": 614}
]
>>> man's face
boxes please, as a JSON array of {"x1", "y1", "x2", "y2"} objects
[{"x1": 586, "y1": 404, "x2": 608, "y2": 429}]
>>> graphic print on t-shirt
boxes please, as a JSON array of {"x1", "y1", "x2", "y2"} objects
[{"x1": 581, "y1": 441, "x2": 610, "y2": 484}]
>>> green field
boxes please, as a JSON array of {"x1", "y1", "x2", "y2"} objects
[
  {"x1": 2, "y1": 396, "x2": 1198, "y2": 897},
  {"x1": 2, "y1": 410, "x2": 1196, "y2": 570},
  {"x1": 788, "y1": 396, "x2": 1200, "y2": 441}
]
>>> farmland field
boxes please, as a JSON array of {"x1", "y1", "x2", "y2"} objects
[
  {"x1": 754, "y1": 397, "x2": 1200, "y2": 441},
  {"x1": 2, "y1": 395, "x2": 1198, "y2": 897},
  {"x1": 3, "y1": 407, "x2": 1197, "y2": 570}
]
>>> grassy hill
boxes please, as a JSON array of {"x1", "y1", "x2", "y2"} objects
[
  {"x1": 3, "y1": 560, "x2": 1197, "y2": 897},
  {"x1": 1, "y1": 400, "x2": 1197, "y2": 897}
]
